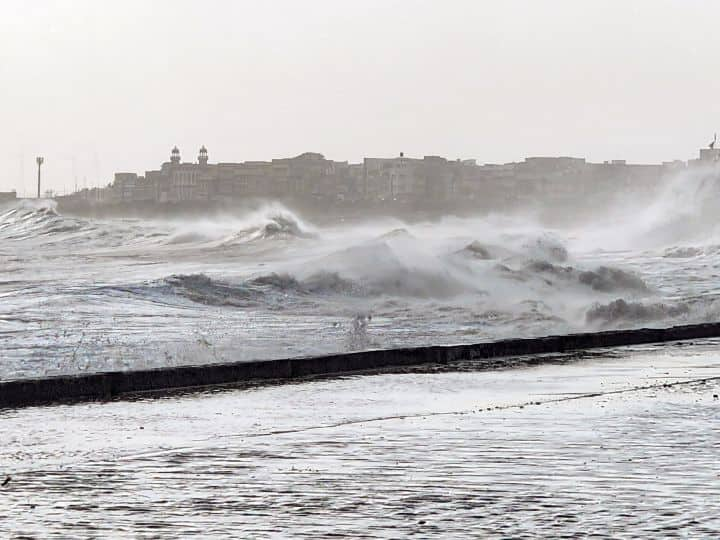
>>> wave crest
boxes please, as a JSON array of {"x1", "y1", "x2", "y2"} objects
[
  {"x1": 586, "y1": 299, "x2": 689, "y2": 326},
  {"x1": 223, "y1": 206, "x2": 315, "y2": 244},
  {"x1": 0, "y1": 200, "x2": 90, "y2": 241},
  {"x1": 526, "y1": 261, "x2": 650, "y2": 293}
]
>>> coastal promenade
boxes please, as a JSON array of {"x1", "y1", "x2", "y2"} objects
[
  {"x1": 3, "y1": 322, "x2": 720, "y2": 407},
  {"x1": 2, "y1": 341, "x2": 718, "y2": 537}
]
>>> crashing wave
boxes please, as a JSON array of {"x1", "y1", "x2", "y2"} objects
[
  {"x1": 522, "y1": 234, "x2": 568, "y2": 262},
  {"x1": 457, "y1": 241, "x2": 494, "y2": 260},
  {"x1": 577, "y1": 266, "x2": 649, "y2": 293},
  {"x1": 161, "y1": 260, "x2": 471, "y2": 306},
  {"x1": 525, "y1": 261, "x2": 650, "y2": 293},
  {"x1": 222, "y1": 206, "x2": 316, "y2": 245},
  {"x1": 164, "y1": 231, "x2": 215, "y2": 245},
  {"x1": 248, "y1": 272, "x2": 302, "y2": 290},
  {"x1": 259, "y1": 214, "x2": 313, "y2": 239},
  {"x1": 0, "y1": 201, "x2": 90, "y2": 241},
  {"x1": 378, "y1": 228, "x2": 415, "y2": 241},
  {"x1": 251, "y1": 271, "x2": 364, "y2": 295},
  {"x1": 300, "y1": 272, "x2": 364, "y2": 295},
  {"x1": 311, "y1": 240, "x2": 472, "y2": 298},
  {"x1": 164, "y1": 274, "x2": 258, "y2": 306},
  {"x1": 585, "y1": 299, "x2": 689, "y2": 326},
  {"x1": 453, "y1": 233, "x2": 568, "y2": 264},
  {"x1": 663, "y1": 246, "x2": 706, "y2": 258},
  {"x1": 162, "y1": 271, "x2": 364, "y2": 307}
]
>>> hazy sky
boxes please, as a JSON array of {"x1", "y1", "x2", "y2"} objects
[{"x1": 2, "y1": 0, "x2": 720, "y2": 194}]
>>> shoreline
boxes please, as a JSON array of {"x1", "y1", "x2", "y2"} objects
[{"x1": 2, "y1": 321, "x2": 720, "y2": 408}]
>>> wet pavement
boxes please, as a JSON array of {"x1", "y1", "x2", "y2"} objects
[{"x1": 2, "y1": 343, "x2": 720, "y2": 538}]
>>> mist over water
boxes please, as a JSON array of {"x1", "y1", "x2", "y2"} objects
[{"x1": 2, "y1": 168, "x2": 720, "y2": 380}]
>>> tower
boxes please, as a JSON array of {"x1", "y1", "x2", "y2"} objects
[
  {"x1": 198, "y1": 145, "x2": 208, "y2": 165},
  {"x1": 170, "y1": 146, "x2": 181, "y2": 164}
]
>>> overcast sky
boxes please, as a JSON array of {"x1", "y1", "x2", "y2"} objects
[{"x1": 2, "y1": 0, "x2": 720, "y2": 194}]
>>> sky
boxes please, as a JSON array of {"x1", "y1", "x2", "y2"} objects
[{"x1": 2, "y1": 0, "x2": 720, "y2": 194}]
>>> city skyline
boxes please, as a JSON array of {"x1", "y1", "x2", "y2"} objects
[
  {"x1": 3, "y1": 0, "x2": 720, "y2": 193},
  {"x1": 1, "y1": 141, "x2": 713, "y2": 198},
  {"x1": 19, "y1": 142, "x2": 704, "y2": 214}
]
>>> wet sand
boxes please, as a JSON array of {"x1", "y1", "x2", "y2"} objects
[{"x1": 2, "y1": 343, "x2": 719, "y2": 538}]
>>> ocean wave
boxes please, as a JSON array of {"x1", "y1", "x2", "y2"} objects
[
  {"x1": 661, "y1": 245, "x2": 720, "y2": 258},
  {"x1": 309, "y1": 240, "x2": 472, "y2": 298},
  {"x1": 453, "y1": 234, "x2": 568, "y2": 265},
  {"x1": 585, "y1": 299, "x2": 689, "y2": 326},
  {"x1": 526, "y1": 261, "x2": 650, "y2": 293},
  {"x1": 0, "y1": 200, "x2": 322, "y2": 251},
  {"x1": 457, "y1": 241, "x2": 493, "y2": 260},
  {"x1": 164, "y1": 274, "x2": 260, "y2": 306},
  {"x1": 249, "y1": 267, "x2": 466, "y2": 298},
  {"x1": 156, "y1": 263, "x2": 470, "y2": 307},
  {"x1": 0, "y1": 201, "x2": 92, "y2": 241},
  {"x1": 377, "y1": 228, "x2": 416, "y2": 241},
  {"x1": 160, "y1": 272, "x2": 361, "y2": 307},
  {"x1": 0, "y1": 200, "x2": 156, "y2": 248},
  {"x1": 250, "y1": 271, "x2": 365, "y2": 295},
  {"x1": 221, "y1": 206, "x2": 316, "y2": 245},
  {"x1": 522, "y1": 234, "x2": 568, "y2": 262},
  {"x1": 164, "y1": 231, "x2": 214, "y2": 245},
  {"x1": 663, "y1": 246, "x2": 705, "y2": 258}
]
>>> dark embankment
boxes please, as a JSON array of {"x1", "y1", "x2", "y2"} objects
[{"x1": 2, "y1": 322, "x2": 720, "y2": 408}]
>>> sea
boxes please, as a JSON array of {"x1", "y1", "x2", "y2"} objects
[
  {"x1": 1, "y1": 170, "x2": 720, "y2": 537},
  {"x1": 1, "y1": 170, "x2": 720, "y2": 381}
]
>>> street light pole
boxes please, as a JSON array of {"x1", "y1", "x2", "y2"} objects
[{"x1": 36, "y1": 157, "x2": 44, "y2": 198}]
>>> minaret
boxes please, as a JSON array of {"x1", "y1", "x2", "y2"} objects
[
  {"x1": 198, "y1": 145, "x2": 208, "y2": 165},
  {"x1": 170, "y1": 146, "x2": 181, "y2": 165}
]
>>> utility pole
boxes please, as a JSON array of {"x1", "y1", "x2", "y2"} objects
[{"x1": 36, "y1": 156, "x2": 44, "y2": 198}]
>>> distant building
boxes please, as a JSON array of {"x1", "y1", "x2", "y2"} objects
[
  {"x1": 113, "y1": 173, "x2": 138, "y2": 202},
  {"x1": 141, "y1": 146, "x2": 217, "y2": 203},
  {"x1": 62, "y1": 137, "x2": 720, "y2": 211},
  {"x1": 363, "y1": 154, "x2": 424, "y2": 200},
  {"x1": 690, "y1": 138, "x2": 720, "y2": 167},
  {"x1": 271, "y1": 152, "x2": 337, "y2": 199}
]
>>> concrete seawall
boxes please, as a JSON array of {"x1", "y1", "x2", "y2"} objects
[{"x1": 2, "y1": 322, "x2": 720, "y2": 408}]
